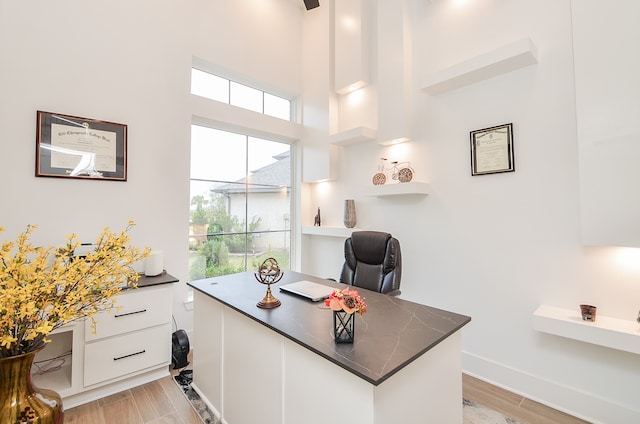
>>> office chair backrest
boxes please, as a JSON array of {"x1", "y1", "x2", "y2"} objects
[{"x1": 340, "y1": 231, "x2": 402, "y2": 296}]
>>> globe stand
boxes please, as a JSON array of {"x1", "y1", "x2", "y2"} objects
[
  {"x1": 254, "y1": 257, "x2": 284, "y2": 309},
  {"x1": 257, "y1": 285, "x2": 281, "y2": 309}
]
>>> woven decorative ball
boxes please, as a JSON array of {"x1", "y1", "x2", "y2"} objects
[
  {"x1": 398, "y1": 167, "x2": 413, "y2": 183},
  {"x1": 372, "y1": 172, "x2": 386, "y2": 185}
]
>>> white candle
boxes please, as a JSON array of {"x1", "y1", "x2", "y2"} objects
[{"x1": 144, "y1": 250, "x2": 164, "y2": 276}]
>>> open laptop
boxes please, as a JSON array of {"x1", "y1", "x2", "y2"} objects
[{"x1": 279, "y1": 280, "x2": 335, "y2": 302}]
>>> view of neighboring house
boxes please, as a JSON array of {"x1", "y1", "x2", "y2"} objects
[{"x1": 209, "y1": 149, "x2": 291, "y2": 254}]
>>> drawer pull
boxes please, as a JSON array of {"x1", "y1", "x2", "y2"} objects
[
  {"x1": 114, "y1": 350, "x2": 146, "y2": 361},
  {"x1": 114, "y1": 309, "x2": 147, "y2": 318}
]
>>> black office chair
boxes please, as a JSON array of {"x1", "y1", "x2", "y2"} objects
[{"x1": 339, "y1": 231, "x2": 402, "y2": 296}]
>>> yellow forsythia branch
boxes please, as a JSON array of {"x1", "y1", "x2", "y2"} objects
[{"x1": 0, "y1": 220, "x2": 150, "y2": 357}]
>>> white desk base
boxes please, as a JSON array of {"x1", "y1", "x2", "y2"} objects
[{"x1": 193, "y1": 291, "x2": 463, "y2": 424}]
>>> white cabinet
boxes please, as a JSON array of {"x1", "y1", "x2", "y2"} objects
[
  {"x1": 83, "y1": 285, "x2": 172, "y2": 387},
  {"x1": 31, "y1": 277, "x2": 176, "y2": 409},
  {"x1": 84, "y1": 323, "x2": 170, "y2": 386},
  {"x1": 84, "y1": 284, "x2": 171, "y2": 342}
]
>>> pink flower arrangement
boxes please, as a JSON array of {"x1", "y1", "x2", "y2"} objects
[{"x1": 324, "y1": 287, "x2": 368, "y2": 315}]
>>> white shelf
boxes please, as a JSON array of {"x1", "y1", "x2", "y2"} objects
[
  {"x1": 422, "y1": 38, "x2": 538, "y2": 95},
  {"x1": 32, "y1": 326, "x2": 77, "y2": 397},
  {"x1": 302, "y1": 226, "x2": 359, "y2": 238},
  {"x1": 532, "y1": 304, "x2": 640, "y2": 355},
  {"x1": 32, "y1": 361, "x2": 74, "y2": 397},
  {"x1": 329, "y1": 126, "x2": 377, "y2": 146},
  {"x1": 365, "y1": 182, "x2": 430, "y2": 197}
]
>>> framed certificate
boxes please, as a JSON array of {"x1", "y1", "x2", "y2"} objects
[
  {"x1": 470, "y1": 123, "x2": 514, "y2": 176},
  {"x1": 36, "y1": 111, "x2": 127, "y2": 181}
]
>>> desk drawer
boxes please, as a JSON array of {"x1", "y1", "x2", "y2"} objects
[
  {"x1": 85, "y1": 285, "x2": 171, "y2": 341},
  {"x1": 83, "y1": 323, "x2": 170, "y2": 387}
]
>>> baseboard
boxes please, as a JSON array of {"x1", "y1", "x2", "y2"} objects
[
  {"x1": 62, "y1": 367, "x2": 169, "y2": 409},
  {"x1": 190, "y1": 382, "x2": 224, "y2": 424},
  {"x1": 462, "y1": 351, "x2": 639, "y2": 424}
]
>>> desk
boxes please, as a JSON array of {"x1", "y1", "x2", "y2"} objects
[{"x1": 188, "y1": 271, "x2": 470, "y2": 424}]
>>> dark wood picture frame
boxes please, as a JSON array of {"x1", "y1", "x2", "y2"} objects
[
  {"x1": 36, "y1": 111, "x2": 127, "y2": 181},
  {"x1": 470, "y1": 123, "x2": 514, "y2": 176}
]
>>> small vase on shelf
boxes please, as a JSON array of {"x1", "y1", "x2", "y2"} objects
[{"x1": 343, "y1": 199, "x2": 357, "y2": 229}]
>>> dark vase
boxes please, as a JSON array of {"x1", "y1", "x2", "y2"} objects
[
  {"x1": 0, "y1": 351, "x2": 64, "y2": 424},
  {"x1": 333, "y1": 310, "x2": 355, "y2": 343}
]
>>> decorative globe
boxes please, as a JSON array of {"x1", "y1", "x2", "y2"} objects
[
  {"x1": 255, "y1": 257, "x2": 283, "y2": 286},
  {"x1": 254, "y1": 258, "x2": 283, "y2": 309}
]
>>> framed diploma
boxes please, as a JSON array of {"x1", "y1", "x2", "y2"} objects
[
  {"x1": 470, "y1": 123, "x2": 514, "y2": 176},
  {"x1": 36, "y1": 111, "x2": 127, "y2": 181}
]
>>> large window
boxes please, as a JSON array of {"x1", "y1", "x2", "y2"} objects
[{"x1": 189, "y1": 125, "x2": 291, "y2": 280}]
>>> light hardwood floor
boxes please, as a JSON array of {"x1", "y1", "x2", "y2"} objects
[
  {"x1": 63, "y1": 375, "x2": 201, "y2": 424},
  {"x1": 463, "y1": 374, "x2": 591, "y2": 424},
  {"x1": 64, "y1": 361, "x2": 589, "y2": 423}
]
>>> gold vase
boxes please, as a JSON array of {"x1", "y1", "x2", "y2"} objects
[{"x1": 0, "y1": 351, "x2": 64, "y2": 424}]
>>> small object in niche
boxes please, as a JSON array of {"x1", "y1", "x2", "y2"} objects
[
  {"x1": 254, "y1": 257, "x2": 283, "y2": 309},
  {"x1": 343, "y1": 199, "x2": 357, "y2": 229},
  {"x1": 372, "y1": 157, "x2": 387, "y2": 185},
  {"x1": 579, "y1": 304, "x2": 597, "y2": 322},
  {"x1": 314, "y1": 207, "x2": 321, "y2": 226}
]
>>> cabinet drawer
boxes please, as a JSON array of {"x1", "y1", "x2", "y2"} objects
[
  {"x1": 85, "y1": 285, "x2": 171, "y2": 341},
  {"x1": 84, "y1": 323, "x2": 170, "y2": 387}
]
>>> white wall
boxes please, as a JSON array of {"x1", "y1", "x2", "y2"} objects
[
  {"x1": 3, "y1": 0, "x2": 639, "y2": 422},
  {"x1": 0, "y1": 0, "x2": 302, "y2": 342},
  {"x1": 301, "y1": 1, "x2": 640, "y2": 423}
]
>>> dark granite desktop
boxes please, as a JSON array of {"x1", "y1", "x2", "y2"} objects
[
  {"x1": 188, "y1": 270, "x2": 471, "y2": 386},
  {"x1": 134, "y1": 271, "x2": 179, "y2": 288}
]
